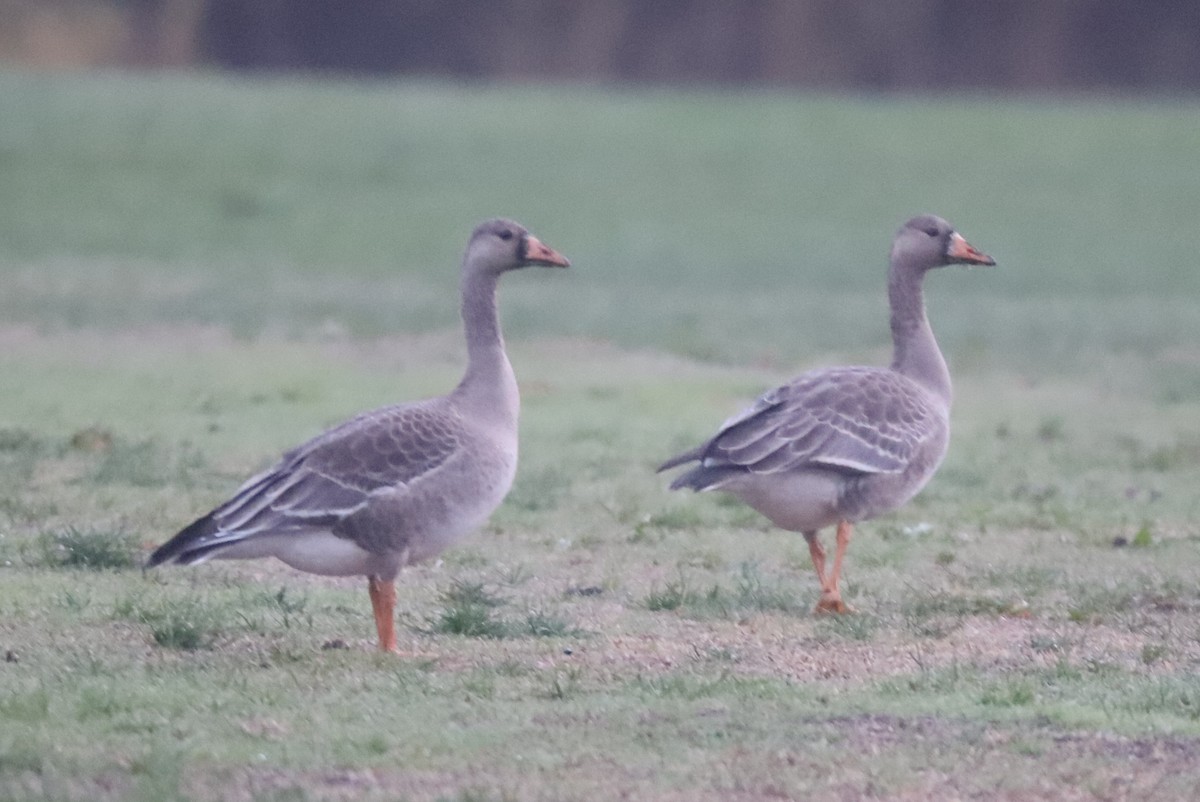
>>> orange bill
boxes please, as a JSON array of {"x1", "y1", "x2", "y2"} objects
[
  {"x1": 946, "y1": 232, "x2": 995, "y2": 265},
  {"x1": 523, "y1": 235, "x2": 571, "y2": 267}
]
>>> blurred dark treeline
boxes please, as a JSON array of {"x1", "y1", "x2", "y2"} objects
[{"x1": 4, "y1": 0, "x2": 1200, "y2": 91}]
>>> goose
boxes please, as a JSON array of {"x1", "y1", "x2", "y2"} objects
[
  {"x1": 147, "y1": 219, "x2": 570, "y2": 651},
  {"x1": 658, "y1": 215, "x2": 994, "y2": 613}
]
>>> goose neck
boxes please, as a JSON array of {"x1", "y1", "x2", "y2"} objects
[
  {"x1": 456, "y1": 267, "x2": 518, "y2": 415},
  {"x1": 888, "y1": 265, "x2": 952, "y2": 404}
]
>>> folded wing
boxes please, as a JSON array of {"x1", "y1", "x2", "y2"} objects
[
  {"x1": 661, "y1": 367, "x2": 942, "y2": 487},
  {"x1": 147, "y1": 402, "x2": 462, "y2": 565}
]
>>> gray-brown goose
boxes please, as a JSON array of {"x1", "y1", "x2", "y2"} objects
[
  {"x1": 658, "y1": 215, "x2": 994, "y2": 613},
  {"x1": 147, "y1": 219, "x2": 570, "y2": 651}
]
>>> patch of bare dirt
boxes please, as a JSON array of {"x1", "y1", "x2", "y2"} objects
[
  {"x1": 818, "y1": 715, "x2": 1200, "y2": 802},
  {"x1": 161, "y1": 557, "x2": 1200, "y2": 690},
  {"x1": 168, "y1": 720, "x2": 1200, "y2": 802},
  {"x1": 493, "y1": 609, "x2": 1198, "y2": 689}
]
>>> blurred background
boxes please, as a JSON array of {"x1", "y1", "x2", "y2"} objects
[
  {"x1": 3, "y1": 0, "x2": 1200, "y2": 91},
  {"x1": 1, "y1": 0, "x2": 1198, "y2": 378}
]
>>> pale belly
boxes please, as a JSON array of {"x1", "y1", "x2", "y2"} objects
[
  {"x1": 721, "y1": 454, "x2": 947, "y2": 534},
  {"x1": 209, "y1": 531, "x2": 380, "y2": 576},
  {"x1": 721, "y1": 469, "x2": 844, "y2": 533},
  {"x1": 198, "y1": 437, "x2": 518, "y2": 579}
]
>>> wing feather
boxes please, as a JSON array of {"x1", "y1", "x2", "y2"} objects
[
  {"x1": 149, "y1": 400, "x2": 465, "y2": 565},
  {"x1": 670, "y1": 366, "x2": 944, "y2": 481}
]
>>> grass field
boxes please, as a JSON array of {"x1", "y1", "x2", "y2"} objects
[{"x1": 1, "y1": 70, "x2": 1199, "y2": 800}]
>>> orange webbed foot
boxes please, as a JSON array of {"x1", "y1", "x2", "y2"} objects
[{"x1": 814, "y1": 593, "x2": 853, "y2": 615}]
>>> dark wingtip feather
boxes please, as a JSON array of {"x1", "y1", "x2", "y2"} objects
[
  {"x1": 144, "y1": 513, "x2": 218, "y2": 568},
  {"x1": 667, "y1": 472, "x2": 698, "y2": 491},
  {"x1": 667, "y1": 467, "x2": 708, "y2": 492},
  {"x1": 656, "y1": 445, "x2": 704, "y2": 474},
  {"x1": 667, "y1": 463, "x2": 743, "y2": 493}
]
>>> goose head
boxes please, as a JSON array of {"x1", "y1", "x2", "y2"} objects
[
  {"x1": 891, "y1": 214, "x2": 995, "y2": 273},
  {"x1": 465, "y1": 218, "x2": 570, "y2": 276}
]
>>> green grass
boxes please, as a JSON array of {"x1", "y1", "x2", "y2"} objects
[
  {"x1": 0, "y1": 70, "x2": 1199, "y2": 800},
  {"x1": 429, "y1": 580, "x2": 581, "y2": 639},
  {"x1": 643, "y1": 562, "x2": 807, "y2": 619},
  {"x1": 430, "y1": 581, "x2": 510, "y2": 638},
  {"x1": 31, "y1": 526, "x2": 140, "y2": 569},
  {"x1": 134, "y1": 595, "x2": 229, "y2": 651},
  {"x1": 3, "y1": 71, "x2": 1200, "y2": 372}
]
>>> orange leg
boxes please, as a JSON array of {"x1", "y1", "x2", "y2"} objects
[
  {"x1": 367, "y1": 576, "x2": 399, "y2": 653},
  {"x1": 803, "y1": 531, "x2": 828, "y2": 589},
  {"x1": 825, "y1": 521, "x2": 854, "y2": 614},
  {"x1": 815, "y1": 519, "x2": 853, "y2": 614},
  {"x1": 806, "y1": 531, "x2": 842, "y2": 614}
]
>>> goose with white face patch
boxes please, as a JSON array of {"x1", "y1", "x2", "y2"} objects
[
  {"x1": 147, "y1": 219, "x2": 570, "y2": 652},
  {"x1": 658, "y1": 215, "x2": 995, "y2": 614}
]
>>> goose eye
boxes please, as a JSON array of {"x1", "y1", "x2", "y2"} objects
[
  {"x1": 923, "y1": 226, "x2": 939, "y2": 238},
  {"x1": 498, "y1": 230, "x2": 514, "y2": 242}
]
